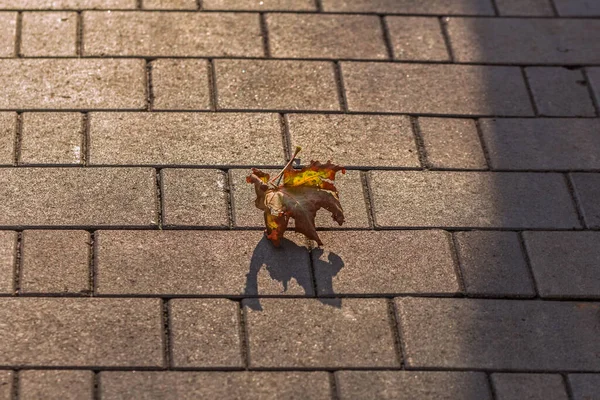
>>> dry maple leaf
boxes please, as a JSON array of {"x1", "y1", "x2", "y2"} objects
[{"x1": 246, "y1": 147, "x2": 345, "y2": 247}]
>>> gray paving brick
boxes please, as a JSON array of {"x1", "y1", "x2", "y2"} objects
[
  {"x1": 312, "y1": 230, "x2": 459, "y2": 296},
  {"x1": 0, "y1": 298, "x2": 163, "y2": 366},
  {"x1": 267, "y1": 14, "x2": 387, "y2": 59},
  {"x1": 0, "y1": 231, "x2": 16, "y2": 295},
  {"x1": 396, "y1": 297, "x2": 600, "y2": 370},
  {"x1": 287, "y1": 114, "x2": 419, "y2": 167},
  {"x1": 447, "y1": 18, "x2": 600, "y2": 64},
  {"x1": 336, "y1": 371, "x2": 491, "y2": 400},
  {"x1": 245, "y1": 298, "x2": 398, "y2": 368},
  {"x1": 418, "y1": 117, "x2": 487, "y2": 169},
  {"x1": 586, "y1": 67, "x2": 600, "y2": 110},
  {"x1": 161, "y1": 169, "x2": 229, "y2": 227},
  {"x1": 385, "y1": 17, "x2": 449, "y2": 61},
  {"x1": 0, "y1": 112, "x2": 15, "y2": 165},
  {"x1": 524, "y1": 232, "x2": 600, "y2": 298},
  {"x1": 554, "y1": 0, "x2": 600, "y2": 16},
  {"x1": 0, "y1": 12, "x2": 16, "y2": 57},
  {"x1": 100, "y1": 371, "x2": 330, "y2": 400},
  {"x1": 215, "y1": 60, "x2": 340, "y2": 111},
  {"x1": 0, "y1": 0, "x2": 136, "y2": 9},
  {"x1": 0, "y1": 371, "x2": 11, "y2": 400},
  {"x1": 20, "y1": 112, "x2": 82, "y2": 165},
  {"x1": 322, "y1": 0, "x2": 495, "y2": 14},
  {"x1": 83, "y1": 11, "x2": 263, "y2": 57},
  {"x1": 480, "y1": 118, "x2": 600, "y2": 170},
  {"x1": 454, "y1": 231, "x2": 535, "y2": 297},
  {"x1": 204, "y1": 0, "x2": 315, "y2": 10},
  {"x1": 0, "y1": 168, "x2": 157, "y2": 227},
  {"x1": 491, "y1": 373, "x2": 568, "y2": 400},
  {"x1": 569, "y1": 374, "x2": 600, "y2": 400},
  {"x1": 572, "y1": 173, "x2": 600, "y2": 229},
  {"x1": 170, "y1": 299, "x2": 242, "y2": 368},
  {"x1": 151, "y1": 59, "x2": 210, "y2": 111},
  {"x1": 525, "y1": 67, "x2": 595, "y2": 117},
  {"x1": 0, "y1": 59, "x2": 146, "y2": 110},
  {"x1": 19, "y1": 370, "x2": 93, "y2": 400},
  {"x1": 89, "y1": 112, "x2": 285, "y2": 166},
  {"x1": 96, "y1": 230, "x2": 313, "y2": 296},
  {"x1": 495, "y1": 0, "x2": 554, "y2": 15},
  {"x1": 143, "y1": 0, "x2": 197, "y2": 9},
  {"x1": 342, "y1": 63, "x2": 532, "y2": 115},
  {"x1": 21, "y1": 12, "x2": 77, "y2": 57},
  {"x1": 370, "y1": 171, "x2": 579, "y2": 229},
  {"x1": 21, "y1": 230, "x2": 89, "y2": 294}
]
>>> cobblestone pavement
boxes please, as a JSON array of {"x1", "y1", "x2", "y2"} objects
[{"x1": 0, "y1": 0, "x2": 599, "y2": 399}]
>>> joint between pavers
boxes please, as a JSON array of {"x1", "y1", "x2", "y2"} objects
[
  {"x1": 329, "y1": 372, "x2": 340, "y2": 400},
  {"x1": 81, "y1": 112, "x2": 89, "y2": 166},
  {"x1": 207, "y1": 59, "x2": 218, "y2": 111},
  {"x1": 306, "y1": 239, "x2": 319, "y2": 297},
  {"x1": 145, "y1": 60, "x2": 155, "y2": 111},
  {"x1": 379, "y1": 16, "x2": 394, "y2": 60},
  {"x1": 279, "y1": 113, "x2": 293, "y2": 161},
  {"x1": 563, "y1": 173, "x2": 587, "y2": 229},
  {"x1": 521, "y1": 67, "x2": 540, "y2": 116},
  {"x1": 76, "y1": 11, "x2": 84, "y2": 57},
  {"x1": 359, "y1": 171, "x2": 376, "y2": 229},
  {"x1": 582, "y1": 68, "x2": 600, "y2": 117},
  {"x1": 196, "y1": 0, "x2": 203, "y2": 10},
  {"x1": 259, "y1": 13, "x2": 271, "y2": 58},
  {"x1": 92, "y1": 371, "x2": 100, "y2": 400},
  {"x1": 314, "y1": 0, "x2": 323, "y2": 12},
  {"x1": 237, "y1": 301, "x2": 250, "y2": 369},
  {"x1": 14, "y1": 12, "x2": 22, "y2": 58},
  {"x1": 489, "y1": 0, "x2": 500, "y2": 16},
  {"x1": 517, "y1": 232, "x2": 541, "y2": 299},
  {"x1": 473, "y1": 119, "x2": 492, "y2": 170},
  {"x1": 221, "y1": 169, "x2": 234, "y2": 229},
  {"x1": 12, "y1": 231, "x2": 22, "y2": 297},
  {"x1": 136, "y1": 0, "x2": 143, "y2": 9},
  {"x1": 154, "y1": 168, "x2": 164, "y2": 229},
  {"x1": 409, "y1": 116, "x2": 429, "y2": 169},
  {"x1": 161, "y1": 299, "x2": 173, "y2": 369},
  {"x1": 548, "y1": 0, "x2": 560, "y2": 17},
  {"x1": 88, "y1": 231, "x2": 96, "y2": 296},
  {"x1": 486, "y1": 373, "x2": 498, "y2": 400},
  {"x1": 13, "y1": 113, "x2": 22, "y2": 166},
  {"x1": 438, "y1": 17, "x2": 455, "y2": 63},
  {"x1": 333, "y1": 62, "x2": 348, "y2": 112},
  {"x1": 387, "y1": 299, "x2": 405, "y2": 369},
  {"x1": 562, "y1": 373, "x2": 575, "y2": 400},
  {"x1": 448, "y1": 232, "x2": 467, "y2": 295},
  {"x1": 11, "y1": 369, "x2": 18, "y2": 400}
]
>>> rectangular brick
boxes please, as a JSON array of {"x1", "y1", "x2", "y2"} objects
[
  {"x1": 143, "y1": 0, "x2": 197, "y2": 9},
  {"x1": 267, "y1": 14, "x2": 387, "y2": 59},
  {"x1": 151, "y1": 59, "x2": 210, "y2": 110},
  {"x1": 569, "y1": 374, "x2": 600, "y2": 400},
  {"x1": 0, "y1": 231, "x2": 16, "y2": 294},
  {"x1": 495, "y1": 0, "x2": 554, "y2": 15},
  {"x1": 21, "y1": 230, "x2": 89, "y2": 294},
  {"x1": 89, "y1": 112, "x2": 285, "y2": 166},
  {"x1": 370, "y1": 171, "x2": 579, "y2": 229},
  {"x1": 244, "y1": 298, "x2": 399, "y2": 368},
  {"x1": 21, "y1": 12, "x2": 77, "y2": 57},
  {"x1": 480, "y1": 118, "x2": 600, "y2": 170},
  {"x1": 203, "y1": 0, "x2": 316, "y2": 10},
  {"x1": 491, "y1": 374, "x2": 568, "y2": 400},
  {"x1": 342, "y1": 63, "x2": 533, "y2": 116},
  {"x1": 396, "y1": 298, "x2": 600, "y2": 370},
  {"x1": 447, "y1": 18, "x2": 600, "y2": 64},
  {"x1": 0, "y1": 0, "x2": 136, "y2": 9},
  {"x1": 572, "y1": 173, "x2": 600, "y2": 229},
  {"x1": 0, "y1": 168, "x2": 156, "y2": 227},
  {"x1": 0, "y1": 112, "x2": 15, "y2": 165},
  {"x1": 0, "y1": 12, "x2": 16, "y2": 57},
  {"x1": 96, "y1": 230, "x2": 313, "y2": 296},
  {"x1": 322, "y1": 0, "x2": 495, "y2": 14},
  {"x1": 20, "y1": 112, "x2": 82, "y2": 165},
  {"x1": 0, "y1": 59, "x2": 146, "y2": 110},
  {"x1": 385, "y1": 17, "x2": 449, "y2": 61},
  {"x1": 100, "y1": 371, "x2": 330, "y2": 399},
  {"x1": 0, "y1": 298, "x2": 163, "y2": 366},
  {"x1": 0, "y1": 371, "x2": 11, "y2": 400},
  {"x1": 215, "y1": 60, "x2": 340, "y2": 111},
  {"x1": 312, "y1": 230, "x2": 459, "y2": 295},
  {"x1": 83, "y1": 12, "x2": 263, "y2": 57},
  {"x1": 170, "y1": 299, "x2": 242, "y2": 368},
  {"x1": 554, "y1": 0, "x2": 600, "y2": 16},
  {"x1": 336, "y1": 371, "x2": 491, "y2": 400},
  {"x1": 19, "y1": 370, "x2": 93, "y2": 400}
]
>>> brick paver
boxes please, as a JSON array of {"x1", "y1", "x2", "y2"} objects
[
  {"x1": 203, "y1": 0, "x2": 316, "y2": 10},
  {"x1": 568, "y1": 374, "x2": 600, "y2": 400},
  {"x1": 19, "y1": 370, "x2": 94, "y2": 400},
  {"x1": 0, "y1": 12, "x2": 16, "y2": 57},
  {"x1": 0, "y1": 231, "x2": 16, "y2": 294},
  {"x1": 554, "y1": 0, "x2": 600, "y2": 16},
  {"x1": 21, "y1": 12, "x2": 77, "y2": 57},
  {"x1": 151, "y1": 59, "x2": 211, "y2": 110},
  {"x1": 495, "y1": 0, "x2": 554, "y2": 16},
  {"x1": 142, "y1": 0, "x2": 197, "y2": 9},
  {"x1": 385, "y1": 17, "x2": 449, "y2": 61},
  {"x1": 571, "y1": 173, "x2": 600, "y2": 228},
  {"x1": 321, "y1": 0, "x2": 495, "y2": 14},
  {"x1": 0, "y1": 113, "x2": 15, "y2": 165},
  {"x1": 0, "y1": 0, "x2": 136, "y2": 9},
  {"x1": 491, "y1": 373, "x2": 569, "y2": 400}
]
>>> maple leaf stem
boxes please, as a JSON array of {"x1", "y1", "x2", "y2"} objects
[{"x1": 268, "y1": 146, "x2": 302, "y2": 186}]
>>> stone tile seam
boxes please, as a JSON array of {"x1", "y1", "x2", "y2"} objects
[
  {"x1": 473, "y1": 119, "x2": 492, "y2": 170},
  {"x1": 14, "y1": 12, "x2": 22, "y2": 58},
  {"x1": 582, "y1": 68, "x2": 600, "y2": 116},
  {"x1": 521, "y1": 67, "x2": 540, "y2": 116},
  {"x1": 145, "y1": 60, "x2": 154, "y2": 111},
  {"x1": 12, "y1": 113, "x2": 21, "y2": 166},
  {"x1": 486, "y1": 373, "x2": 498, "y2": 400},
  {"x1": 259, "y1": 13, "x2": 271, "y2": 58},
  {"x1": 12, "y1": 231, "x2": 22, "y2": 296},
  {"x1": 387, "y1": 299, "x2": 404, "y2": 368},
  {"x1": 81, "y1": 112, "x2": 89, "y2": 166},
  {"x1": 11, "y1": 369, "x2": 18, "y2": 400},
  {"x1": 410, "y1": 116, "x2": 429, "y2": 169},
  {"x1": 207, "y1": 59, "x2": 217, "y2": 111},
  {"x1": 448, "y1": 232, "x2": 467, "y2": 294},
  {"x1": 162, "y1": 299, "x2": 172, "y2": 369},
  {"x1": 438, "y1": 16, "x2": 455, "y2": 62},
  {"x1": 221, "y1": 168, "x2": 234, "y2": 229},
  {"x1": 237, "y1": 300, "x2": 250, "y2": 369},
  {"x1": 548, "y1": 0, "x2": 560, "y2": 17},
  {"x1": 329, "y1": 371, "x2": 340, "y2": 400},
  {"x1": 379, "y1": 16, "x2": 394, "y2": 60},
  {"x1": 561, "y1": 373, "x2": 575, "y2": 400},
  {"x1": 489, "y1": 0, "x2": 500, "y2": 16},
  {"x1": 155, "y1": 168, "x2": 164, "y2": 229},
  {"x1": 563, "y1": 173, "x2": 587, "y2": 229},
  {"x1": 517, "y1": 232, "x2": 541, "y2": 298},
  {"x1": 333, "y1": 61, "x2": 347, "y2": 112},
  {"x1": 76, "y1": 11, "x2": 84, "y2": 57}
]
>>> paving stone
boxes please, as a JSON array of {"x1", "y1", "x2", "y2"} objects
[
  {"x1": 524, "y1": 232, "x2": 600, "y2": 298},
  {"x1": 287, "y1": 114, "x2": 418, "y2": 167},
  {"x1": 446, "y1": 18, "x2": 600, "y2": 64},
  {"x1": 370, "y1": 171, "x2": 579, "y2": 229},
  {"x1": 491, "y1": 373, "x2": 568, "y2": 400},
  {"x1": 161, "y1": 169, "x2": 229, "y2": 227},
  {"x1": 0, "y1": 0, "x2": 136, "y2": 9},
  {"x1": 0, "y1": 298, "x2": 163, "y2": 366},
  {"x1": 143, "y1": 0, "x2": 197, "y2": 9},
  {"x1": 569, "y1": 374, "x2": 600, "y2": 400},
  {"x1": 204, "y1": 0, "x2": 315, "y2": 10},
  {"x1": 454, "y1": 231, "x2": 535, "y2": 297},
  {"x1": 385, "y1": 17, "x2": 449, "y2": 61},
  {"x1": 321, "y1": 0, "x2": 495, "y2": 14},
  {"x1": 418, "y1": 117, "x2": 487, "y2": 169},
  {"x1": 170, "y1": 299, "x2": 242, "y2": 368},
  {"x1": 336, "y1": 371, "x2": 491, "y2": 400},
  {"x1": 89, "y1": 112, "x2": 285, "y2": 166},
  {"x1": 21, "y1": 230, "x2": 90, "y2": 294},
  {"x1": 312, "y1": 230, "x2": 459, "y2": 296},
  {"x1": 267, "y1": 14, "x2": 387, "y2": 59},
  {"x1": 0, "y1": 59, "x2": 146, "y2": 110},
  {"x1": 342, "y1": 63, "x2": 532, "y2": 115},
  {"x1": 20, "y1": 112, "x2": 82, "y2": 165},
  {"x1": 96, "y1": 230, "x2": 313, "y2": 296},
  {"x1": 0, "y1": 112, "x2": 15, "y2": 165},
  {"x1": 151, "y1": 59, "x2": 211, "y2": 110},
  {"x1": 0, "y1": 231, "x2": 16, "y2": 294},
  {"x1": 215, "y1": 60, "x2": 340, "y2": 111},
  {"x1": 19, "y1": 370, "x2": 93, "y2": 400},
  {"x1": 83, "y1": 11, "x2": 263, "y2": 57},
  {"x1": 100, "y1": 371, "x2": 330, "y2": 399},
  {"x1": 585, "y1": 67, "x2": 600, "y2": 110},
  {"x1": 571, "y1": 173, "x2": 600, "y2": 229},
  {"x1": 396, "y1": 297, "x2": 600, "y2": 370},
  {"x1": 480, "y1": 118, "x2": 600, "y2": 170},
  {"x1": 245, "y1": 298, "x2": 398, "y2": 368},
  {"x1": 21, "y1": 12, "x2": 77, "y2": 57},
  {"x1": 0, "y1": 168, "x2": 157, "y2": 227},
  {"x1": 0, "y1": 12, "x2": 16, "y2": 57},
  {"x1": 525, "y1": 67, "x2": 595, "y2": 117},
  {"x1": 554, "y1": 0, "x2": 600, "y2": 16},
  {"x1": 0, "y1": 371, "x2": 11, "y2": 400},
  {"x1": 495, "y1": 0, "x2": 554, "y2": 15}
]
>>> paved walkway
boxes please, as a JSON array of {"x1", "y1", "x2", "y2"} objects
[{"x1": 0, "y1": 0, "x2": 599, "y2": 399}]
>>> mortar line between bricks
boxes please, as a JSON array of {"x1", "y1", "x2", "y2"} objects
[
  {"x1": 562, "y1": 373, "x2": 575, "y2": 400},
  {"x1": 76, "y1": 11, "x2": 83, "y2": 57},
  {"x1": 489, "y1": 0, "x2": 500, "y2": 16},
  {"x1": 88, "y1": 231, "x2": 96, "y2": 296},
  {"x1": 333, "y1": 62, "x2": 348, "y2": 112},
  {"x1": 314, "y1": 0, "x2": 323, "y2": 12},
  {"x1": 221, "y1": 168, "x2": 234, "y2": 229},
  {"x1": 196, "y1": 0, "x2": 202, "y2": 10},
  {"x1": 12, "y1": 231, "x2": 22, "y2": 296},
  {"x1": 359, "y1": 171, "x2": 376, "y2": 229},
  {"x1": 14, "y1": 12, "x2": 22, "y2": 58},
  {"x1": 279, "y1": 113, "x2": 292, "y2": 160},
  {"x1": 226, "y1": 170, "x2": 238, "y2": 228},
  {"x1": 307, "y1": 239, "x2": 318, "y2": 297},
  {"x1": 486, "y1": 373, "x2": 498, "y2": 400},
  {"x1": 136, "y1": 0, "x2": 143, "y2": 9},
  {"x1": 155, "y1": 168, "x2": 164, "y2": 229},
  {"x1": 161, "y1": 299, "x2": 173, "y2": 369},
  {"x1": 517, "y1": 232, "x2": 541, "y2": 299},
  {"x1": 521, "y1": 67, "x2": 539, "y2": 116},
  {"x1": 448, "y1": 233, "x2": 467, "y2": 295},
  {"x1": 207, "y1": 59, "x2": 218, "y2": 111},
  {"x1": 145, "y1": 60, "x2": 154, "y2": 111},
  {"x1": 438, "y1": 17, "x2": 455, "y2": 62},
  {"x1": 92, "y1": 371, "x2": 100, "y2": 400},
  {"x1": 81, "y1": 112, "x2": 89, "y2": 166},
  {"x1": 379, "y1": 16, "x2": 394, "y2": 60},
  {"x1": 409, "y1": 116, "x2": 429, "y2": 169},
  {"x1": 387, "y1": 299, "x2": 405, "y2": 369},
  {"x1": 548, "y1": 0, "x2": 560, "y2": 17},
  {"x1": 237, "y1": 301, "x2": 250, "y2": 369},
  {"x1": 473, "y1": 119, "x2": 492, "y2": 170},
  {"x1": 13, "y1": 113, "x2": 22, "y2": 166},
  {"x1": 564, "y1": 173, "x2": 587, "y2": 229},
  {"x1": 582, "y1": 68, "x2": 600, "y2": 117},
  {"x1": 11, "y1": 369, "x2": 18, "y2": 400},
  {"x1": 259, "y1": 13, "x2": 271, "y2": 58},
  {"x1": 329, "y1": 372, "x2": 340, "y2": 400}
]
